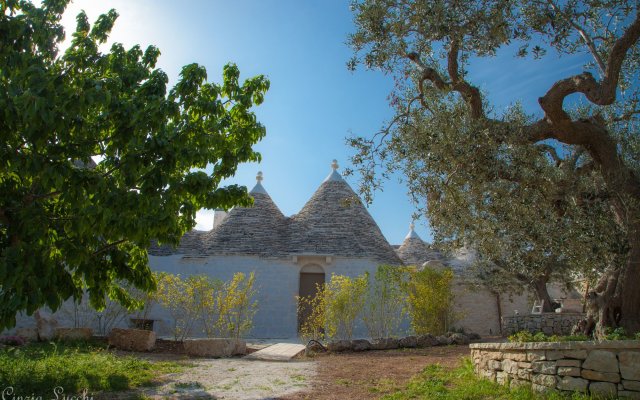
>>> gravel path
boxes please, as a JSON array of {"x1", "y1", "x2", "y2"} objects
[{"x1": 138, "y1": 357, "x2": 316, "y2": 400}]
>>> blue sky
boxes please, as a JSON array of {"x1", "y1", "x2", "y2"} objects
[{"x1": 59, "y1": 0, "x2": 590, "y2": 245}]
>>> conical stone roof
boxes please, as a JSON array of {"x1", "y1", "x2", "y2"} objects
[
  {"x1": 151, "y1": 163, "x2": 403, "y2": 264},
  {"x1": 200, "y1": 172, "x2": 288, "y2": 257},
  {"x1": 396, "y1": 223, "x2": 444, "y2": 266},
  {"x1": 289, "y1": 161, "x2": 401, "y2": 264},
  {"x1": 149, "y1": 172, "x2": 288, "y2": 257}
]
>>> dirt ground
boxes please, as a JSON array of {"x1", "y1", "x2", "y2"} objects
[
  {"x1": 122, "y1": 342, "x2": 471, "y2": 399},
  {"x1": 281, "y1": 345, "x2": 470, "y2": 400}
]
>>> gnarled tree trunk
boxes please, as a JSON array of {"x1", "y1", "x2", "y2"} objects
[
  {"x1": 619, "y1": 228, "x2": 640, "y2": 333},
  {"x1": 531, "y1": 277, "x2": 555, "y2": 313},
  {"x1": 582, "y1": 219, "x2": 640, "y2": 337}
]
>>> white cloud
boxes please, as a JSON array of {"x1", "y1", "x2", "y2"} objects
[{"x1": 194, "y1": 209, "x2": 214, "y2": 231}]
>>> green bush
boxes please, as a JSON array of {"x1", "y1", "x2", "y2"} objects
[
  {"x1": 405, "y1": 266, "x2": 456, "y2": 335},
  {"x1": 215, "y1": 271, "x2": 258, "y2": 340},
  {"x1": 324, "y1": 273, "x2": 369, "y2": 340},
  {"x1": 155, "y1": 272, "x2": 257, "y2": 340},
  {"x1": 363, "y1": 265, "x2": 409, "y2": 339}
]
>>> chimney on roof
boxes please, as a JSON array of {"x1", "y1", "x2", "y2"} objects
[{"x1": 213, "y1": 209, "x2": 228, "y2": 230}]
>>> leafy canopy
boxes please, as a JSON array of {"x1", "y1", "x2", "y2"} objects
[
  {"x1": 0, "y1": 0, "x2": 269, "y2": 329},
  {"x1": 347, "y1": 0, "x2": 636, "y2": 297}
]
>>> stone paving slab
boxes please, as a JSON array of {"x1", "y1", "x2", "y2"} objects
[{"x1": 244, "y1": 343, "x2": 305, "y2": 361}]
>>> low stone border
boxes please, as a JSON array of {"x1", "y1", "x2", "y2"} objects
[
  {"x1": 108, "y1": 328, "x2": 156, "y2": 352},
  {"x1": 183, "y1": 338, "x2": 247, "y2": 358},
  {"x1": 470, "y1": 340, "x2": 640, "y2": 398},
  {"x1": 325, "y1": 332, "x2": 475, "y2": 353},
  {"x1": 54, "y1": 327, "x2": 93, "y2": 341}
]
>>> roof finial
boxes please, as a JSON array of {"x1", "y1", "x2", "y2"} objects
[
  {"x1": 323, "y1": 159, "x2": 344, "y2": 182},
  {"x1": 405, "y1": 221, "x2": 421, "y2": 240},
  {"x1": 250, "y1": 171, "x2": 267, "y2": 194}
]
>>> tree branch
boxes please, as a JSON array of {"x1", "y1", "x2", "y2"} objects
[
  {"x1": 448, "y1": 39, "x2": 484, "y2": 119},
  {"x1": 546, "y1": 0, "x2": 606, "y2": 75},
  {"x1": 538, "y1": 144, "x2": 562, "y2": 166},
  {"x1": 538, "y1": 13, "x2": 640, "y2": 125},
  {"x1": 93, "y1": 239, "x2": 126, "y2": 255},
  {"x1": 407, "y1": 42, "x2": 484, "y2": 120}
]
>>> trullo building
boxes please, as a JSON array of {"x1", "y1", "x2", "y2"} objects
[
  {"x1": 148, "y1": 160, "x2": 532, "y2": 338},
  {"x1": 7, "y1": 160, "x2": 540, "y2": 338}
]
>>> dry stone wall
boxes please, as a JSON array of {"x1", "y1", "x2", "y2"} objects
[
  {"x1": 502, "y1": 313, "x2": 585, "y2": 336},
  {"x1": 470, "y1": 341, "x2": 640, "y2": 398}
]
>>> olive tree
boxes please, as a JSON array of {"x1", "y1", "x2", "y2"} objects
[
  {"x1": 348, "y1": 0, "x2": 639, "y2": 335},
  {"x1": 0, "y1": 0, "x2": 269, "y2": 329}
]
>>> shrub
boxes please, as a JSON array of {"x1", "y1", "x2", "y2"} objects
[
  {"x1": 324, "y1": 273, "x2": 369, "y2": 340},
  {"x1": 215, "y1": 272, "x2": 258, "y2": 340},
  {"x1": 406, "y1": 266, "x2": 455, "y2": 335},
  {"x1": 155, "y1": 272, "x2": 258, "y2": 340},
  {"x1": 156, "y1": 272, "x2": 199, "y2": 341},
  {"x1": 297, "y1": 284, "x2": 327, "y2": 343},
  {"x1": 363, "y1": 265, "x2": 409, "y2": 338}
]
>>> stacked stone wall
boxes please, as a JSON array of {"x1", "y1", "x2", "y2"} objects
[
  {"x1": 502, "y1": 313, "x2": 585, "y2": 336},
  {"x1": 470, "y1": 341, "x2": 640, "y2": 398}
]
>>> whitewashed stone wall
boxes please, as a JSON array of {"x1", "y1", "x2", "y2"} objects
[
  {"x1": 471, "y1": 341, "x2": 640, "y2": 397},
  {"x1": 149, "y1": 254, "x2": 301, "y2": 339},
  {"x1": 150, "y1": 254, "x2": 388, "y2": 339},
  {"x1": 3, "y1": 253, "x2": 581, "y2": 340},
  {"x1": 4, "y1": 255, "x2": 386, "y2": 340}
]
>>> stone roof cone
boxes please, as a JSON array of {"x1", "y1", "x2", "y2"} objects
[
  {"x1": 290, "y1": 160, "x2": 401, "y2": 264},
  {"x1": 396, "y1": 222, "x2": 443, "y2": 266},
  {"x1": 201, "y1": 171, "x2": 288, "y2": 256}
]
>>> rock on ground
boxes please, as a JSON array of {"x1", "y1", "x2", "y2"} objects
[
  {"x1": 183, "y1": 338, "x2": 246, "y2": 358},
  {"x1": 55, "y1": 328, "x2": 93, "y2": 341},
  {"x1": 108, "y1": 328, "x2": 156, "y2": 352}
]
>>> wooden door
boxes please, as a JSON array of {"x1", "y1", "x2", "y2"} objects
[{"x1": 298, "y1": 272, "x2": 325, "y2": 333}]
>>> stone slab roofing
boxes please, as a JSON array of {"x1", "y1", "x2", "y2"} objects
[
  {"x1": 395, "y1": 224, "x2": 444, "y2": 266},
  {"x1": 289, "y1": 166, "x2": 401, "y2": 265},
  {"x1": 199, "y1": 188, "x2": 289, "y2": 257},
  {"x1": 150, "y1": 163, "x2": 402, "y2": 265},
  {"x1": 394, "y1": 224, "x2": 474, "y2": 275}
]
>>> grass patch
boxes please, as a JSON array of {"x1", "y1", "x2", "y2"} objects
[
  {"x1": 384, "y1": 358, "x2": 595, "y2": 400},
  {"x1": 0, "y1": 340, "x2": 183, "y2": 396},
  {"x1": 291, "y1": 374, "x2": 306, "y2": 382},
  {"x1": 368, "y1": 377, "x2": 401, "y2": 394},
  {"x1": 174, "y1": 381, "x2": 204, "y2": 390}
]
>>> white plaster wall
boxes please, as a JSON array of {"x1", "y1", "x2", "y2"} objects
[
  {"x1": 3, "y1": 255, "x2": 385, "y2": 340},
  {"x1": 4, "y1": 252, "x2": 581, "y2": 340},
  {"x1": 148, "y1": 254, "x2": 386, "y2": 339}
]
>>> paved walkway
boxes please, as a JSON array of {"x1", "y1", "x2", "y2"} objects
[{"x1": 244, "y1": 343, "x2": 306, "y2": 361}]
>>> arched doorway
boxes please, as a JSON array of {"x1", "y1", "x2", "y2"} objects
[{"x1": 298, "y1": 264, "x2": 325, "y2": 334}]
